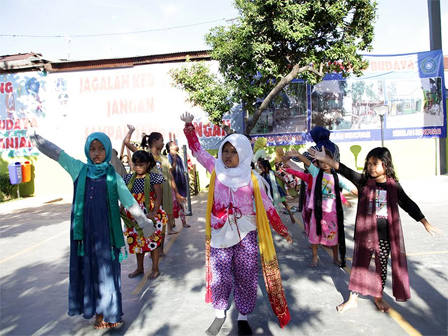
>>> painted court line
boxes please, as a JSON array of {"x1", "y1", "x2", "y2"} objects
[
  {"x1": 406, "y1": 250, "x2": 448, "y2": 256},
  {"x1": 132, "y1": 225, "x2": 184, "y2": 295},
  {"x1": 293, "y1": 213, "x2": 422, "y2": 336},
  {"x1": 0, "y1": 230, "x2": 69, "y2": 265}
]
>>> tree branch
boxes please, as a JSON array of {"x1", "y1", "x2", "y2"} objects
[{"x1": 244, "y1": 63, "x2": 324, "y2": 134}]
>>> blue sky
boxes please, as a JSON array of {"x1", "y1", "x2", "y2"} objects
[{"x1": 0, "y1": 0, "x2": 447, "y2": 61}]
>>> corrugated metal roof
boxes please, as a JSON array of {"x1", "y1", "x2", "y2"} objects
[
  {"x1": 47, "y1": 50, "x2": 212, "y2": 72},
  {"x1": 0, "y1": 50, "x2": 212, "y2": 73},
  {"x1": 0, "y1": 52, "x2": 44, "y2": 62}
]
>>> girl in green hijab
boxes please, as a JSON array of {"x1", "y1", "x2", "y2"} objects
[{"x1": 29, "y1": 127, "x2": 155, "y2": 330}]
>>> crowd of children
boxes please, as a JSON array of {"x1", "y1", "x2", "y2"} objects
[{"x1": 27, "y1": 116, "x2": 442, "y2": 335}]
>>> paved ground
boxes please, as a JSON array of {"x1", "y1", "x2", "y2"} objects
[{"x1": 0, "y1": 175, "x2": 447, "y2": 336}]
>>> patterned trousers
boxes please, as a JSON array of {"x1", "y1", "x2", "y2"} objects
[
  {"x1": 210, "y1": 230, "x2": 258, "y2": 314},
  {"x1": 378, "y1": 239, "x2": 391, "y2": 289}
]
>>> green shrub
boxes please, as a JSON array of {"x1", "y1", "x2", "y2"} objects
[{"x1": 0, "y1": 173, "x2": 17, "y2": 200}]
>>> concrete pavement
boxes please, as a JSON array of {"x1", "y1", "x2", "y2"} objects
[{"x1": 0, "y1": 175, "x2": 447, "y2": 336}]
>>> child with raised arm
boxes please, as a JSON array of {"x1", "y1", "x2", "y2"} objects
[
  {"x1": 309, "y1": 146, "x2": 442, "y2": 313},
  {"x1": 180, "y1": 112, "x2": 292, "y2": 336},
  {"x1": 121, "y1": 150, "x2": 167, "y2": 280},
  {"x1": 284, "y1": 151, "x2": 353, "y2": 237},
  {"x1": 28, "y1": 127, "x2": 156, "y2": 330},
  {"x1": 283, "y1": 155, "x2": 314, "y2": 236},
  {"x1": 124, "y1": 125, "x2": 181, "y2": 236},
  {"x1": 284, "y1": 149, "x2": 355, "y2": 267}
]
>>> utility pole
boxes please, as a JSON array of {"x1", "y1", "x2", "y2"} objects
[{"x1": 427, "y1": 0, "x2": 446, "y2": 175}]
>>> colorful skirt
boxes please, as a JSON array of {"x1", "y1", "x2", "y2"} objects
[{"x1": 123, "y1": 206, "x2": 168, "y2": 254}]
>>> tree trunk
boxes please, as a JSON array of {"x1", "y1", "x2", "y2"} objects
[{"x1": 243, "y1": 64, "x2": 323, "y2": 135}]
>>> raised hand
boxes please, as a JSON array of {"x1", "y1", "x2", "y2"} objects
[
  {"x1": 308, "y1": 146, "x2": 326, "y2": 161},
  {"x1": 127, "y1": 124, "x2": 135, "y2": 132},
  {"x1": 180, "y1": 112, "x2": 194, "y2": 123},
  {"x1": 286, "y1": 149, "x2": 299, "y2": 157}
]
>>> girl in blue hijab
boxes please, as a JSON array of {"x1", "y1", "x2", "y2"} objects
[{"x1": 29, "y1": 128, "x2": 155, "y2": 330}]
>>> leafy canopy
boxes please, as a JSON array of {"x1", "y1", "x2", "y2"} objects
[{"x1": 171, "y1": 0, "x2": 377, "y2": 134}]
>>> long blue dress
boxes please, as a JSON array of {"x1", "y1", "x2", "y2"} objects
[
  {"x1": 57, "y1": 150, "x2": 135, "y2": 324},
  {"x1": 68, "y1": 176, "x2": 122, "y2": 322}
]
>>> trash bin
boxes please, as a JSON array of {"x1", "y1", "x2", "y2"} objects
[
  {"x1": 21, "y1": 161, "x2": 32, "y2": 183},
  {"x1": 8, "y1": 162, "x2": 22, "y2": 184}
]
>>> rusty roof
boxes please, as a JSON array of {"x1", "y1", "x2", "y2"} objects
[
  {"x1": 46, "y1": 50, "x2": 212, "y2": 72},
  {"x1": 0, "y1": 50, "x2": 212, "y2": 74}
]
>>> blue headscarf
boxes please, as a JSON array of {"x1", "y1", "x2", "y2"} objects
[
  {"x1": 84, "y1": 132, "x2": 113, "y2": 179},
  {"x1": 310, "y1": 126, "x2": 340, "y2": 161},
  {"x1": 73, "y1": 132, "x2": 124, "y2": 256}
]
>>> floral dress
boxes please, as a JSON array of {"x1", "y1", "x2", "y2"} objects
[{"x1": 121, "y1": 172, "x2": 168, "y2": 254}]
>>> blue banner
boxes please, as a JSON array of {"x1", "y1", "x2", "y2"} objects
[{"x1": 249, "y1": 50, "x2": 446, "y2": 146}]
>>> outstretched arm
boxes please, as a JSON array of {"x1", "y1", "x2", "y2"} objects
[
  {"x1": 27, "y1": 126, "x2": 62, "y2": 161},
  {"x1": 420, "y1": 218, "x2": 443, "y2": 236},
  {"x1": 123, "y1": 124, "x2": 139, "y2": 153},
  {"x1": 285, "y1": 149, "x2": 312, "y2": 167},
  {"x1": 180, "y1": 112, "x2": 215, "y2": 173},
  {"x1": 308, "y1": 146, "x2": 339, "y2": 170}
]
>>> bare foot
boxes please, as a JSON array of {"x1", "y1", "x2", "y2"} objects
[
  {"x1": 333, "y1": 258, "x2": 342, "y2": 267},
  {"x1": 128, "y1": 269, "x2": 144, "y2": 278},
  {"x1": 168, "y1": 229, "x2": 178, "y2": 235},
  {"x1": 336, "y1": 296, "x2": 358, "y2": 313},
  {"x1": 94, "y1": 315, "x2": 108, "y2": 329},
  {"x1": 309, "y1": 257, "x2": 318, "y2": 267},
  {"x1": 374, "y1": 297, "x2": 390, "y2": 313},
  {"x1": 147, "y1": 270, "x2": 160, "y2": 280},
  {"x1": 107, "y1": 321, "x2": 123, "y2": 329},
  {"x1": 183, "y1": 223, "x2": 191, "y2": 228}
]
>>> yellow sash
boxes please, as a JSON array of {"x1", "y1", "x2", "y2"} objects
[{"x1": 205, "y1": 170, "x2": 290, "y2": 328}]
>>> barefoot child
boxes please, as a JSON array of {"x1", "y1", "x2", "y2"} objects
[
  {"x1": 285, "y1": 161, "x2": 313, "y2": 236},
  {"x1": 285, "y1": 149, "x2": 355, "y2": 267},
  {"x1": 121, "y1": 150, "x2": 167, "y2": 280},
  {"x1": 309, "y1": 146, "x2": 442, "y2": 313},
  {"x1": 284, "y1": 153, "x2": 354, "y2": 237},
  {"x1": 29, "y1": 128, "x2": 156, "y2": 330},
  {"x1": 180, "y1": 112, "x2": 292, "y2": 336},
  {"x1": 124, "y1": 125, "x2": 183, "y2": 256}
]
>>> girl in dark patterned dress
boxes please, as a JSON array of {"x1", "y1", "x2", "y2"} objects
[
  {"x1": 310, "y1": 146, "x2": 442, "y2": 313},
  {"x1": 29, "y1": 128, "x2": 156, "y2": 330}
]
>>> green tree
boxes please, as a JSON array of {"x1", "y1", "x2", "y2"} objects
[{"x1": 171, "y1": 0, "x2": 377, "y2": 135}]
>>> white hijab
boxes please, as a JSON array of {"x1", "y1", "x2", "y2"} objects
[{"x1": 215, "y1": 134, "x2": 253, "y2": 191}]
